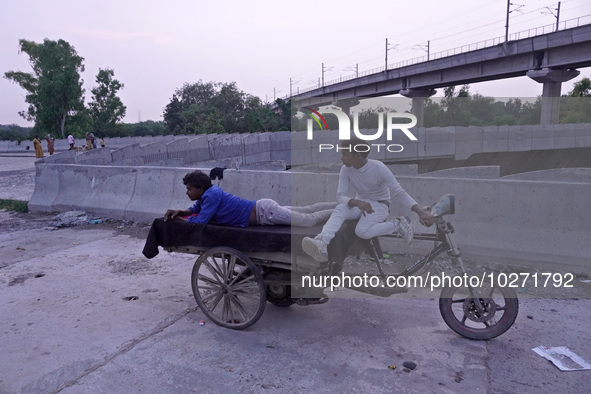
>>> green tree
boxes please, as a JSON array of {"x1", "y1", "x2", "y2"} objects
[
  {"x1": 516, "y1": 98, "x2": 541, "y2": 125},
  {"x1": 355, "y1": 105, "x2": 392, "y2": 130},
  {"x1": 66, "y1": 110, "x2": 93, "y2": 139},
  {"x1": 4, "y1": 38, "x2": 86, "y2": 139},
  {"x1": 0, "y1": 124, "x2": 33, "y2": 142},
  {"x1": 164, "y1": 80, "x2": 281, "y2": 134},
  {"x1": 440, "y1": 85, "x2": 472, "y2": 126},
  {"x1": 568, "y1": 77, "x2": 591, "y2": 97},
  {"x1": 164, "y1": 81, "x2": 222, "y2": 135},
  {"x1": 88, "y1": 68, "x2": 127, "y2": 137},
  {"x1": 559, "y1": 76, "x2": 591, "y2": 123},
  {"x1": 125, "y1": 121, "x2": 166, "y2": 137},
  {"x1": 244, "y1": 96, "x2": 277, "y2": 132},
  {"x1": 423, "y1": 99, "x2": 445, "y2": 128},
  {"x1": 274, "y1": 98, "x2": 292, "y2": 131},
  {"x1": 212, "y1": 82, "x2": 246, "y2": 132},
  {"x1": 424, "y1": 87, "x2": 545, "y2": 127}
]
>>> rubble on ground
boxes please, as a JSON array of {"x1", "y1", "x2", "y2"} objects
[{"x1": 49, "y1": 210, "x2": 101, "y2": 228}]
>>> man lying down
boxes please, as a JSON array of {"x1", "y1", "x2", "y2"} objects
[{"x1": 163, "y1": 170, "x2": 335, "y2": 227}]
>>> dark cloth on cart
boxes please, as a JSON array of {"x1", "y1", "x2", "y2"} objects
[
  {"x1": 143, "y1": 218, "x2": 382, "y2": 268},
  {"x1": 142, "y1": 218, "x2": 322, "y2": 259}
]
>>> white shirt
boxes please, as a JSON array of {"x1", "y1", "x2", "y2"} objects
[{"x1": 336, "y1": 159, "x2": 417, "y2": 210}]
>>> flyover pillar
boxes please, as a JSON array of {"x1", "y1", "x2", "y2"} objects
[
  {"x1": 526, "y1": 68, "x2": 580, "y2": 125},
  {"x1": 334, "y1": 98, "x2": 361, "y2": 117},
  {"x1": 399, "y1": 88, "x2": 437, "y2": 128}
]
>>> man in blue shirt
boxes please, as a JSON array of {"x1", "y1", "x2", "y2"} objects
[{"x1": 163, "y1": 170, "x2": 334, "y2": 227}]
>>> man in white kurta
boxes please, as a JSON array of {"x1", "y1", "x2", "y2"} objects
[{"x1": 302, "y1": 139, "x2": 435, "y2": 263}]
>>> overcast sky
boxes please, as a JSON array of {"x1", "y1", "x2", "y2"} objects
[{"x1": 1, "y1": 0, "x2": 590, "y2": 127}]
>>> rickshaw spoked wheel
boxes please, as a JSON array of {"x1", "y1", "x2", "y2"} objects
[{"x1": 191, "y1": 246, "x2": 266, "y2": 329}]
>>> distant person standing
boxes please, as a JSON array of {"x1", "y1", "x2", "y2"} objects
[
  {"x1": 45, "y1": 134, "x2": 55, "y2": 155},
  {"x1": 85, "y1": 132, "x2": 93, "y2": 150},
  {"x1": 100, "y1": 137, "x2": 105, "y2": 148},
  {"x1": 68, "y1": 134, "x2": 75, "y2": 150},
  {"x1": 33, "y1": 135, "x2": 44, "y2": 158},
  {"x1": 90, "y1": 132, "x2": 97, "y2": 149}
]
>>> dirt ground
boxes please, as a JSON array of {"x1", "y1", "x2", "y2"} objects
[
  {"x1": 0, "y1": 153, "x2": 150, "y2": 239},
  {"x1": 0, "y1": 209, "x2": 150, "y2": 239}
]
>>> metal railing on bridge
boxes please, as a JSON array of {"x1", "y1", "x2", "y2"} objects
[{"x1": 287, "y1": 14, "x2": 591, "y2": 99}]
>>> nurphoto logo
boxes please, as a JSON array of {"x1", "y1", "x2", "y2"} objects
[{"x1": 303, "y1": 106, "x2": 418, "y2": 153}]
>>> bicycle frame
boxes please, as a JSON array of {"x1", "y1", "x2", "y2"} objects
[
  {"x1": 358, "y1": 213, "x2": 490, "y2": 318},
  {"x1": 366, "y1": 216, "x2": 468, "y2": 281}
]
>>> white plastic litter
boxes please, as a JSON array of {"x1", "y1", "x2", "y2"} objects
[{"x1": 532, "y1": 346, "x2": 591, "y2": 371}]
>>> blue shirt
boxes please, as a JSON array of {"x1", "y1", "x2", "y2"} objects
[{"x1": 188, "y1": 185, "x2": 255, "y2": 227}]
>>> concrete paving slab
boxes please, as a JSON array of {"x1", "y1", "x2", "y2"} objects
[
  {"x1": 0, "y1": 217, "x2": 197, "y2": 393},
  {"x1": 59, "y1": 298, "x2": 490, "y2": 393}
]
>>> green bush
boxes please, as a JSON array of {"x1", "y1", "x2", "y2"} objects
[{"x1": 0, "y1": 199, "x2": 29, "y2": 213}]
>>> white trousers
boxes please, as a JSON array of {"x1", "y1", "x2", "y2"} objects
[
  {"x1": 317, "y1": 201, "x2": 397, "y2": 244},
  {"x1": 255, "y1": 200, "x2": 336, "y2": 227}
]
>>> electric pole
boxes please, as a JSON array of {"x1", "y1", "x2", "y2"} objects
[
  {"x1": 321, "y1": 63, "x2": 332, "y2": 87},
  {"x1": 413, "y1": 41, "x2": 430, "y2": 61},
  {"x1": 505, "y1": 0, "x2": 511, "y2": 43},
  {"x1": 505, "y1": 1, "x2": 525, "y2": 43},
  {"x1": 556, "y1": 1, "x2": 561, "y2": 31},
  {"x1": 544, "y1": 1, "x2": 561, "y2": 31},
  {"x1": 385, "y1": 39, "x2": 398, "y2": 70}
]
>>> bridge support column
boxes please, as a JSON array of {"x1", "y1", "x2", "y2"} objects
[
  {"x1": 399, "y1": 88, "x2": 437, "y2": 127},
  {"x1": 526, "y1": 68, "x2": 580, "y2": 125}
]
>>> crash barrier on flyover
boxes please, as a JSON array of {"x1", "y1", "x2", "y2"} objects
[{"x1": 29, "y1": 163, "x2": 591, "y2": 273}]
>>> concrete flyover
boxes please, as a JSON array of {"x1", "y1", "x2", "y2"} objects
[{"x1": 287, "y1": 23, "x2": 591, "y2": 125}]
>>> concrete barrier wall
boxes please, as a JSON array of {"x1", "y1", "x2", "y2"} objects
[
  {"x1": 12, "y1": 123, "x2": 590, "y2": 170},
  {"x1": 29, "y1": 163, "x2": 591, "y2": 272},
  {"x1": 124, "y1": 167, "x2": 177, "y2": 220},
  {"x1": 112, "y1": 143, "x2": 142, "y2": 163},
  {"x1": 0, "y1": 140, "x2": 31, "y2": 151},
  {"x1": 269, "y1": 131, "x2": 291, "y2": 163},
  {"x1": 0, "y1": 140, "x2": 33, "y2": 152},
  {"x1": 165, "y1": 138, "x2": 189, "y2": 164},
  {"x1": 402, "y1": 173, "x2": 591, "y2": 272},
  {"x1": 41, "y1": 150, "x2": 76, "y2": 164},
  {"x1": 243, "y1": 133, "x2": 271, "y2": 164},
  {"x1": 136, "y1": 141, "x2": 168, "y2": 165},
  {"x1": 75, "y1": 148, "x2": 113, "y2": 165}
]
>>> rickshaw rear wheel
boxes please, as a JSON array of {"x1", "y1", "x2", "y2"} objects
[{"x1": 191, "y1": 246, "x2": 266, "y2": 330}]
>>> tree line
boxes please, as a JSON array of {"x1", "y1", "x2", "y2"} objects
[
  {"x1": 422, "y1": 80, "x2": 591, "y2": 127},
  {"x1": 2, "y1": 38, "x2": 291, "y2": 142},
  {"x1": 4, "y1": 39, "x2": 126, "y2": 140},
  {"x1": 162, "y1": 81, "x2": 290, "y2": 135}
]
